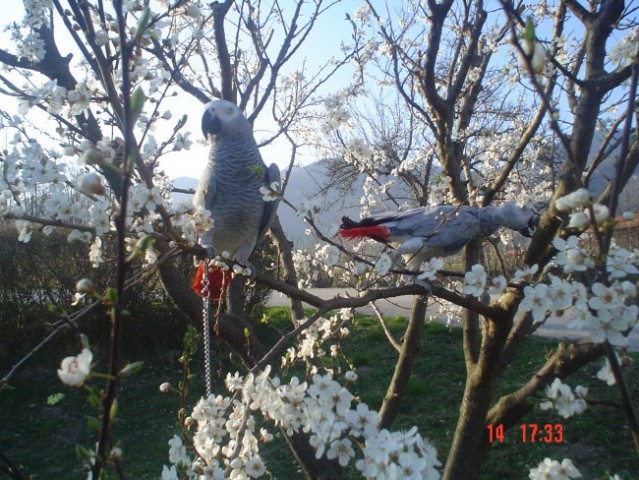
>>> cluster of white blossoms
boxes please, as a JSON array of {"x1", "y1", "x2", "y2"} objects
[
  {"x1": 284, "y1": 309, "x2": 353, "y2": 365},
  {"x1": 608, "y1": 29, "x2": 639, "y2": 68},
  {"x1": 528, "y1": 457, "x2": 581, "y2": 480},
  {"x1": 323, "y1": 91, "x2": 351, "y2": 131},
  {"x1": 514, "y1": 189, "x2": 639, "y2": 347},
  {"x1": 162, "y1": 367, "x2": 441, "y2": 479},
  {"x1": 555, "y1": 188, "x2": 608, "y2": 225},
  {"x1": 539, "y1": 378, "x2": 588, "y2": 419},
  {"x1": 292, "y1": 242, "x2": 347, "y2": 287},
  {"x1": 1, "y1": 125, "x2": 209, "y2": 267},
  {"x1": 458, "y1": 264, "x2": 508, "y2": 299}
]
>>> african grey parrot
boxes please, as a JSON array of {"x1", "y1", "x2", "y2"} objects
[
  {"x1": 340, "y1": 203, "x2": 538, "y2": 271},
  {"x1": 192, "y1": 99, "x2": 280, "y2": 300}
]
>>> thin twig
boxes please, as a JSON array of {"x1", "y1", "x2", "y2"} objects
[{"x1": 371, "y1": 301, "x2": 401, "y2": 352}]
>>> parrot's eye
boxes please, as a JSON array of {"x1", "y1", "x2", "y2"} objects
[{"x1": 226, "y1": 106, "x2": 235, "y2": 115}]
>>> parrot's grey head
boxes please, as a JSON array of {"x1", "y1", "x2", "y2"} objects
[
  {"x1": 201, "y1": 99, "x2": 250, "y2": 140},
  {"x1": 498, "y1": 202, "x2": 539, "y2": 237}
]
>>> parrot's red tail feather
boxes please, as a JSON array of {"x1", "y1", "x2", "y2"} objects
[
  {"x1": 192, "y1": 262, "x2": 232, "y2": 301},
  {"x1": 339, "y1": 225, "x2": 391, "y2": 242}
]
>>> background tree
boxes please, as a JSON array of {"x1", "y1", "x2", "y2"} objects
[{"x1": 308, "y1": 1, "x2": 639, "y2": 478}]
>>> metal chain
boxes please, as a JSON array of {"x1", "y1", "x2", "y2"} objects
[{"x1": 200, "y1": 260, "x2": 213, "y2": 397}]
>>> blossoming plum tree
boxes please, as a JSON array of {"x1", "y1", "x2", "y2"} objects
[
  {"x1": 297, "y1": 1, "x2": 639, "y2": 478},
  {"x1": 1, "y1": 1, "x2": 638, "y2": 479}
]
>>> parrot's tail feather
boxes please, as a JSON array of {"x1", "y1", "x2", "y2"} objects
[
  {"x1": 339, "y1": 224, "x2": 391, "y2": 243},
  {"x1": 192, "y1": 262, "x2": 232, "y2": 301}
]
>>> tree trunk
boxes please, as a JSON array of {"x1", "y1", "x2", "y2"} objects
[
  {"x1": 442, "y1": 364, "x2": 494, "y2": 480},
  {"x1": 443, "y1": 237, "x2": 513, "y2": 479},
  {"x1": 378, "y1": 294, "x2": 427, "y2": 429}
]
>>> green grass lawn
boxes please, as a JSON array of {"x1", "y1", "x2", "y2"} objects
[{"x1": 1, "y1": 307, "x2": 637, "y2": 479}]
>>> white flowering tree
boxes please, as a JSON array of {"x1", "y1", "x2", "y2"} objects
[
  {"x1": 293, "y1": 1, "x2": 639, "y2": 479},
  {"x1": 1, "y1": 1, "x2": 639, "y2": 480},
  {"x1": 0, "y1": 0, "x2": 370, "y2": 478}
]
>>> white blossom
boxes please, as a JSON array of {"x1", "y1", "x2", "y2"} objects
[
  {"x1": 463, "y1": 264, "x2": 487, "y2": 297},
  {"x1": 587, "y1": 204, "x2": 610, "y2": 223},
  {"x1": 326, "y1": 438, "x2": 355, "y2": 467},
  {"x1": 529, "y1": 458, "x2": 582, "y2": 480},
  {"x1": 168, "y1": 435, "x2": 190, "y2": 467},
  {"x1": 259, "y1": 181, "x2": 280, "y2": 202},
  {"x1": 161, "y1": 465, "x2": 178, "y2": 480},
  {"x1": 374, "y1": 253, "x2": 393, "y2": 276},
  {"x1": 76, "y1": 172, "x2": 106, "y2": 197},
  {"x1": 418, "y1": 258, "x2": 443, "y2": 282},
  {"x1": 539, "y1": 378, "x2": 587, "y2": 419},
  {"x1": 57, "y1": 347, "x2": 93, "y2": 387},
  {"x1": 519, "y1": 283, "x2": 551, "y2": 321},
  {"x1": 555, "y1": 188, "x2": 591, "y2": 212}
]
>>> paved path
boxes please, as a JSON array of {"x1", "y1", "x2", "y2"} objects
[{"x1": 267, "y1": 288, "x2": 639, "y2": 352}]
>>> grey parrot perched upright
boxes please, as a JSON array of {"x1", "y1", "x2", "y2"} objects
[
  {"x1": 192, "y1": 99, "x2": 280, "y2": 300},
  {"x1": 339, "y1": 203, "x2": 538, "y2": 271}
]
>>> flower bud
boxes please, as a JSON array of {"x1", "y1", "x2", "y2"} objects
[
  {"x1": 81, "y1": 148, "x2": 103, "y2": 165},
  {"x1": 587, "y1": 204, "x2": 610, "y2": 223},
  {"x1": 567, "y1": 211, "x2": 588, "y2": 229},
  {"x1": 75, "y1": 278, "x2": 95, "y2": 295},
  {"x1": 76, "y1": 172, "x2": 106, "y2": 196},
  {"x1": 344, "y1": 370, "x2": 358, "y2": 383}
]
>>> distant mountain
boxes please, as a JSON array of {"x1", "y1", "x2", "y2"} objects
[
  {"x1": 278, "y1": 160, "x2": 363, "y2": 247},
  {"x1": 586, "y1": 131, "x2": 639, "y2": 213},
  {"x1": 171, "y1": 148, "x2": 639, "y2": 249}
]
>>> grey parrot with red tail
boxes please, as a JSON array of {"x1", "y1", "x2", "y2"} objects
[
  {"x1": 192, "y1": 99, "x2": 280, "y2": 300},
  {"x1": 339, "y1": 203, "x2": 538, "y2": 270}
]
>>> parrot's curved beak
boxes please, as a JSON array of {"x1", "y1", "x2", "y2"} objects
[
  {"x1": 518, "y1": 215, "x2": 539, "y2": 237},
  {"x1": 202, "y1": 109, "x2": 222, "y2": 138}
]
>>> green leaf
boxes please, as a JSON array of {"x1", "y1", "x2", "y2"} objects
[
  {"x1": 129, "y1": 86, "x2": 147, "y2": 124},
  {"x1": 88, "y1": 390, "x2": 102, "y2": 410},
  {"x1": 86, "y1": 415, "x2": 101, "y2": 432},
  {"x1": 525, "y1": 17, "x2": 535, "y2": 42},
  {"x1": 110, "y1": 399, "x2": 119, "y2": 425},
  {"x1": 119, "y1": 361, "x2": 144, "y2": 378},
  {"x1": 46, "y1": 392, "x2": 65, "y2": 406},
  {"x1": 75, "y1": 444, "x2": 94, "y2": 462},
  {"x1": 136, "y1": 234, "x2": 156, "y2": 252},
  {"x1": 136, "y1": 7, "x2": 152, "y2": 40},
  {"x1": 249, "y1": 164, "x2": 265, "y2": 177},
  {"x1": 105, "y1": 287, "x2": 118, "y2": 304},
  {"x1": 80, "y1": 334, "x2": 90, "y2": 349}
]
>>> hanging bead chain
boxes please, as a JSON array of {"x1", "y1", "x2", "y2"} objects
[{"x1": 200, "y1": 260, "x2": 213, "y2": 397}]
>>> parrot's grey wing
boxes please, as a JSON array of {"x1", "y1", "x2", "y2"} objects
[
  {"x1": 257, "y1": 163, "x2": 281, "y2": 242},
  {"x1": 390, "y1": 206, "x2": 454, "y2": 238},
  {"x1": 192, "y1": 162, "x2": 218, "y2": 257},
  {"x1": 193, "y1": 163, "x2": 217, "y2": 210},
  {"x1": 410, "y1": 207, "x2": 483, "y2": 255},
  {"x1": 429, "y1": 209, "x2": 485, "y2": 253}
]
